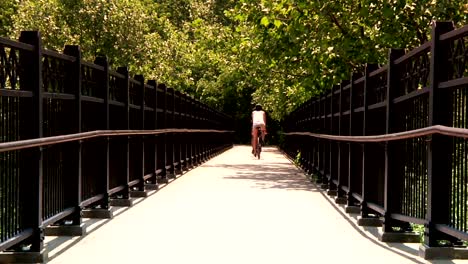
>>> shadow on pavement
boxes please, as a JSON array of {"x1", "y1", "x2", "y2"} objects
[
  {"x1": 44, "y1": 196, "x2": 150, "y2": 262},
  {"x1": 203, "y1": 162, "x2": 318, "y2": 192},
  {"x1": 209, "y1": 146, "x2": 457, "y2": 264},
  {"x1": 318, "y1": 186, "x2": 458, "y2": 264}
]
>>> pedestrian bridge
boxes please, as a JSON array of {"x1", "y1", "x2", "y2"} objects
[
  {"x1": 2, "y1": 23, "x2": 468, "y2": 263},
  {"x1": 33, "y1": 146, "x2": 465, "y2": 264}
]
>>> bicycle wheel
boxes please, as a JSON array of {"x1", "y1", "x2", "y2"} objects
[{"x1": 256, "y1": 137, "x2": 261, "y2": 159}]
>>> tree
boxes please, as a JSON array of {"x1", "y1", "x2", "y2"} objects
[
  {"x1": 5, "y1": 0, "x2": 468, "y2": 123},
  {"x1": 0, "y1": 1, "x2": 18, "y2": 37},
  {"x1": 11, "y1": 0, "x2": 156, "y2": 73},
  {"x1": 227, "y1": 0, "x2": 467, "y2": 118}
]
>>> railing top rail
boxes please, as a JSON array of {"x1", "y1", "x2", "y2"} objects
[
  {"x1": 368, "y1": 65, "x2": 388, "y2": 78},
  {"x1": 82, "y1": 61, "x2": 104, "y2": 71},
  {"x1": 145, "y1": 83, "x2": 155, "y2": 90},
  {"x1": 440, "y1": 24, "x2": 468, "y2": 41},
  {"x1": 0, "y1": 36, "x2": 35, "y2": 51},
  {"x1": 353, "y1": 75, "x2": 365, "y2": 85},
  {"x1": 129, "y1": 78, "x2": 141, "y2": 86},
  {"x1": 109, "y1": 70, "x2": 125, "y2": 79},
  {"x1": 0, "y1": 129, "x2": 234, "y2": 153},
  {"x1": 285, "y1": 125, "x2": 468, "y2": 142},
  {"x1": 42, "y1": 49, "x2": 76, "y2": 62},
  {"x1": 394, "y1": 41, "x2": 431, "y2": 65}
]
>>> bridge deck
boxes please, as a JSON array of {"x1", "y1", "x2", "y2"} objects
[{"x1": 46, "y1": 146, "x2": 464, "y2": 264}]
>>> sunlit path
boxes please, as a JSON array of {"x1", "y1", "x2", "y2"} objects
[{"x1": 46, "y1": 146, "x2": 466, "y2": 264}]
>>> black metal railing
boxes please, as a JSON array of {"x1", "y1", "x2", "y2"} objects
[
  {"x1": 0, "y1": 31, "x2": 233, "y2": 254},
  {"x1": 282, "y1": 22, "x2": 468, "y2": 251}
]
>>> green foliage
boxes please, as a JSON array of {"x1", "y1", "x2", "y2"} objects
[
  {"x1": 12, "y1": 0, "x2": 152, "y2": 70},
  {"x1": 410, "y1": 223, "x2": 424, "y2": 243},
  {"x1": 151, "y1": 0, "x2": 192, "y2": 28},
  {"x1": 294, "y1": 150, "x2": 301, "y2": 166},
  {"x1": 228, "y1": 0, "x2": 468, "y2": 119},
  {"x1": 11, "y1": 0, "x2": 72, "y2": 49},
  {"x1": 0, "y1": 0, "x2": 18, "y2": 37},
  {"x1": 2, "y1": 0, "x2": 467, "y2": 131}
]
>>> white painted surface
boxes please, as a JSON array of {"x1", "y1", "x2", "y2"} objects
[{"x1": 46, "y1": 146, "x2": 468, "y2": 264}]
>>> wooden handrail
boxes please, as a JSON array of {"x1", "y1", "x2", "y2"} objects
[
  {"x1": 0, "y1": 129, "x2": 234, "y2": 153},
  {"x1": 284, "y1": 125, "x2": 468, "y2": 142}
]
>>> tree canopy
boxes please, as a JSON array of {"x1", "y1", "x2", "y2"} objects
[{"x1": 1, "y1": 0, "x2": 467, "y2": 130}]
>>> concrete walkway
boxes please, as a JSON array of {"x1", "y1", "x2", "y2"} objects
[{"x1": 46, "y1": 146, "x2": 467, "y2": 264}]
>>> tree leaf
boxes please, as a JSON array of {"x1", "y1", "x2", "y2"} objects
[
  {"x1": 273, "y1": 19, "x2": 282, "y2": 28},
  {"x1": 260, "y1": 16, "x2": 269, "y2": 27}
]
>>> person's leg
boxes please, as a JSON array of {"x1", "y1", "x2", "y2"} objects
[
  {"x1": 251, "y1": 126, "x2": 258, "y2": 154},
  {"x1": 260, "y1": 124, "x2": 266, "y2": 142}
]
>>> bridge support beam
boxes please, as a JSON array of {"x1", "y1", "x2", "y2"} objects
[
  {"x1": 0, "y1": 250, "x2": 48, "y2": 264},
  {"x1": 110, "y1": 198, "x2": 134, "y2": 207},
  {"x1": 44, "y1": 223, "x2": 86, "y2": 236},
  {"x1": 81, "y1": 209, "x2": 113, "y2": 219},
  {"x1": 378, "y1": 231, "x2": 420, "y2": 243},
  {"x1": 173, "y1": 165, "x2": 183, "y2": 176},
  {"x1": 130, "y1": 190, "x2": 148, "y2": 198},
  {"x1": 419, "y1": 245, "x2": 468, "y2": 260},
  {"x1": 335, "y1": 197, "x2": 347, "y2": 204},
  {"x1": 345, "y1": 206, "x2": 360, "y2": 214},
  {"x1": 158, "y1": 177, "x2": 169, "y2": 184},
  {"x1": 144, "y1": 183, "x2": 159, "y2": 191},
  {"x1": 357, "y1": 216, "x2": 382, "y2": 227}
]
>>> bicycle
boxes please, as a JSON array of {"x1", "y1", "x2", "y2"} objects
[{"x1": 254, "y1": 127, "x2": 263, "y2": 159}]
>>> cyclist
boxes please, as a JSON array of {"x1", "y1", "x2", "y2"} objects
[{"x1": 251, "y1": 104, "x2": 267, "y2": 155}]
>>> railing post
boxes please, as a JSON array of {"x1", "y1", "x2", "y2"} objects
[
  {"x1": 318, "y1": 94, "x2": 328, "y2": 186},
  {"x1": 188, "y1": 96, "x2": 194, "y2": 167},
  {"x1": 198, "y1": 102, "x2": 204, "y2": 161},
  {"x1": 206, "y1": 106, "x2": 212, "y2": 158},
  {"x1": 359, "y1": 63, "x2": 379, "y2": 225},
  {"x1": 193, "y1": 101, "x2": 199, "y2": 164},
  {"x1": 305, "y1": 100, "x2": 312, "y2": 174},
  {"x1": 117, "y1": 67, "x2": 130, "y2": 198},
  {"x1": 347, "y1": 73, "x2": 357, "y2": 209},
  {"x1": 345, "y1": 73, "x2": 361, "y2": 213},
  {"x1": 63, "y1": 45, "x2": 83, "y2": 228},
  {"x1": 134, "y1": 74, "x2": 146, "y2": 193},
  {"x1": 94, "y1": 56, "x2": 110, "y2": 208},
  {"x1": 180, "y1": 92, "x2": 188, "y2": 170},
  {"x1": 325, "y1": 91, "x2": 331, "y2": 189},
  {"x1": 198, "y1": 101, "x2": 203, "y2": 163},
  {"x1": 156, "y1": 83, "x2": 167, "y2": 183},
  {"x1": 307, "y1": 100, "x2": 314, "y2": 176},
  {"x1": 174, "y1": 91, "x2": 182, "y2": 174},
  {"x1": 328, "y1": 85, "x2": 337, "y2": 195},
  {"x1": 382, "y1": 49, "x2": 405, "y2": 236},
  {"x1": 200, "y1": 101, "x2": 205, "y2": 162},
  {"x1": 18, "y1": 31, "x2": 44, "y2": 253},
  {"x1": 203, "y1": 103, "x2": 209, "y2": 160},
  {"x1": 336, "y1": 80, "x2": 348, "y2": 204},
  {"x1": 379, "y1": 49, "x2": 419, "y2": 243},
  {"x1": 207, "y1": 105, "x2": 211, "y2": 154},
  {"x1": 424, "y1": 21, "x2": 456, "y2": 250},
  {"x1": 160, "y1": 83, "x2": 169, "y2": 182},
  {"x1": 147, "y1": 79, "x2": 159, "y2": 187},
  {"x1": 167, "y1": 87, "x2": 175, "y2": 177},
  {"x1": 313, "y1": 99, "x2": 318, "y2": 176}
]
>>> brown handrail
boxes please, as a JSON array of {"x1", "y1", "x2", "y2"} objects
[
  {"x1": 0, "y1": 129, "x2": 234, "y2": 153},
  {"x1": 0, "y1": 36, "x2": 35, "y2": 51},
  {"x1": 284, "y1": 125, "x2": 468, "y2": 142},
  {"x1": 439, "y1": 24, "x2": 468, "y2": 41}
]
